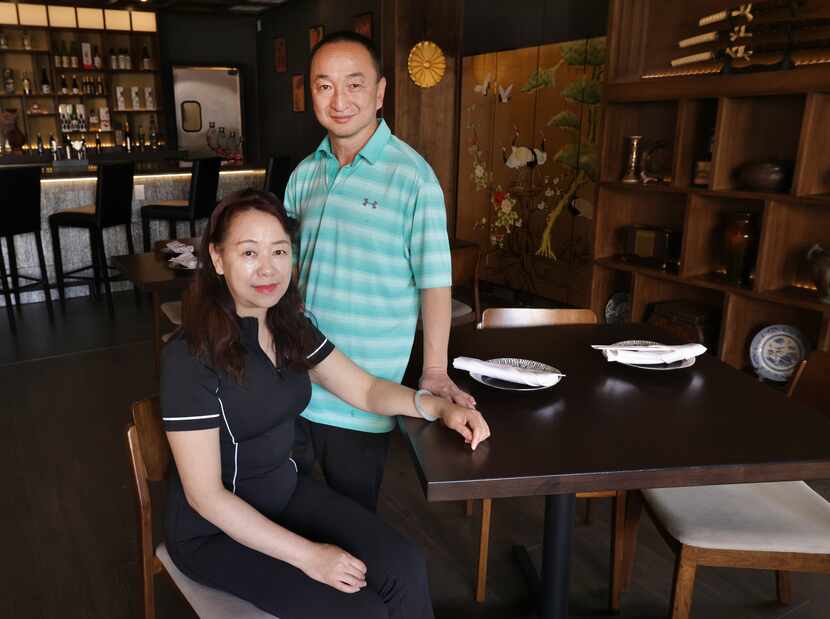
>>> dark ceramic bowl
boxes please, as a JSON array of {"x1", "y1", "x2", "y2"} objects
[{"x1": 737, "y1": 161, "x2": 792, "y2": 192}]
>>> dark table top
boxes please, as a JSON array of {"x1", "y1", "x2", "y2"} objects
[
  {"x1": 401, "y1": 322, "x2": 830, "y2": 502},
  {"x1": 112, "y1": 251, "x2": 195, "y2": 293}
]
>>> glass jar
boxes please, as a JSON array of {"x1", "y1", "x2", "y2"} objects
[{"x1": 724, "y1": 211, "x2": 758, "y2": 287}]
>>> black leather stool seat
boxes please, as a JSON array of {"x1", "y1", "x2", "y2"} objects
[
  {"x1": 141, "y1": 200, "x2": 189, "y2": 220},
  {"x1": 48, "y1": 205, "x2": 97, "y2": 226}
]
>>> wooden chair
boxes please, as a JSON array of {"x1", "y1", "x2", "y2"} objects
[
  {"x1": 126, "y1": 397, "x2": 276, "y2": 618},
  {"x1": 472, "y1": 307, "x2": 627, "y2": 611},
  {"x1": 450, "y1": 240, "x2": 481, "y2": 326},
  {"x1": 618, "y1": 351, "x2": 830, "y2": 619}
]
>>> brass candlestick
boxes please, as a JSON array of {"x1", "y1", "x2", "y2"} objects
[{"x1": 621, "y1": 135, "x2": 643, "y2": 184}]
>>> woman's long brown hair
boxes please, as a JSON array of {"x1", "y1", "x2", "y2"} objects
[{"x1": 181, "y1": 188, "x2": 313, "y2": 381}]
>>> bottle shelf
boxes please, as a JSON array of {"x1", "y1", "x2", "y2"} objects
[{"x1": 0, "y1": 48, "x2": 50, "y2": 55}]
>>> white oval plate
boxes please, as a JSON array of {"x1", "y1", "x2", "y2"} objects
[
  {"x1": 469, "y1": 357, "x2": 562, "y2": 391},
  {"x1": 612, "y1": 340, "x2": 696, "y2": 371}
]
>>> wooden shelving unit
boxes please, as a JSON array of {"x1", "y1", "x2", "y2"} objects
[
  {"x1": 0, "y1": 18, "x2": 163, "y2": 152},
  {"x1": 592, "y1": 0, "x2": 830, "y2": 375}
]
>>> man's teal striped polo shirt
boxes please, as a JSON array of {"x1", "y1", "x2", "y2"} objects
[{"x1": 283, "y1": 119, "x2": 452, "y2": 433}]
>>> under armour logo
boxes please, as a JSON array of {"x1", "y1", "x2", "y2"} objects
[{"x1": 362, "y1": 198, "x2": 378, "y2": 209}]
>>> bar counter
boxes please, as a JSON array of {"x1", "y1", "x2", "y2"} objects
[{"x1": 0, "y1": 163, "x2": 266, "y2": 306}]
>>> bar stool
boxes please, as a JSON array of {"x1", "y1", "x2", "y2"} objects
[
  {"x1": 141, "y1": 157, "x2": 221, "y2": 251},
  {"x1": 0, "y1": 166, "x2": 53, "y2": 330},
  {"x1": 49, "y1": 161, "x2": 136, "y2": 313},
  {"x1": 263, "y1": 155, "x2": 291, "y2": 200}
]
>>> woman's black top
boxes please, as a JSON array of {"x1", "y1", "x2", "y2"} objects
[{"x1": 160, "y1": 315, "x2": 334, "y2": 542}]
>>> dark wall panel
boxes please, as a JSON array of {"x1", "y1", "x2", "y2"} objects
[
  {"x1": 158, "y1": 12, "x2": 262, "y2": 163},
  {"x1": 463, "y1": 0, "x2": 609, "y2": 56},
  {"x1": 257, "y1": 0, "x2": 380, "y2": 165}
]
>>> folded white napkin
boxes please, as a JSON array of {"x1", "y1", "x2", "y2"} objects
[
  {"x1": 595, "y1": 343, "x2": 706, "y2": 365},
  {"x1": 453, "y1": 356, "x2": 563, "y2": 387},
  {"x1": 166, "y1": 240, "x2": 195, "y2": 254},
  {"x1": 169, "y1": 251, "x2": 198, "y2": 269}
]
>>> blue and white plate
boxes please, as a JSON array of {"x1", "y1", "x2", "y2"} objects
[
  {"x1": 605, "y1": 292, "x2": 632, "y2": 324},
  {"x1": 749, "y1": 324, "x2": 809, "y2": 382}
]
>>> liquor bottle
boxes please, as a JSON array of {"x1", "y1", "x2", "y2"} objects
[
  {"x1": 141, "y1": 46, "x2": 152, "y2": 71},
  {"x1": 80, "y1": 137, "x2": 86, "y2": 159},
  {"x1": 36, "y1": 133, "x2": 44, "y2": 154},
  {"x1": 109, "y1": 48, "x2": 118, "y2": 71},
  {"x1": 40, "y1": 68, "x2": 51, "y2": 94},
  {"x1": 125, "y1": 48, "x2": 132, "y2": 70},
  {"x1": 61, "y1": 41, "x2": 70, "y2": 69},
  {"x1": 53, "y1": 40, "x2": 62, "y2": 68},
  {"x1": 22, "y1": 72, "x2": 31, "y2": 96},
  {"x1": 60, "y1": 74, "x2": 68, "y2": 95},
  {"x1": 124, "y1": 120, "x2": 132, "y2": 153},
  {"x1": 70, "y1": 107, "x2": 78, "y2": 132},
  {"x1": 149, "y1": 116, "x2": 158, "y2": 150},
  {"x1": 48, "y1": 134, "x2": 57, "y2": 160},
  {"x1": 137, "y1": 125, "x2": 145, "y2": 150},
  {"x1": 81, "y1": 41, "x2": 92, "y2": 70},
  {"x1": 22, "y1": 30, "x2": 31, "y2": 50},
  {"x1": 94, "y1": 132, "x2": 102, "y2": 153},
  {"x1": 96, "y1": 75, "x2": 104, "y2": 96},
  {"x1": 71, "y1": 75, "x2": 79, "y2": 95},
  {"x1": 93, "y1": 45, "x2": 102, "y2": 70},
  {"x1": 70, "y1": 41, "x2": 79, "y2": 69},
  {"x1": 0, "y1": 31, "x2": 7, "y2": 50}
]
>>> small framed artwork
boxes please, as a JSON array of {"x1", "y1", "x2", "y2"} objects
[
  {"x1": 274, "y1": 37, "x2": 287, "y2": 73},
  {"x1": 309, "y1": 25, "x2": 325, "y2": 50},
  {"x1": 353, "y1": 12, "x2": 372, "y2": 39},
  {"x1": 291, "y1": 74, "x2": 305, "y2": 112}
]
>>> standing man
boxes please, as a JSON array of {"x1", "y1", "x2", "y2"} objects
[{"x1": 284, "y1": 31, "x2": 474, "y2": 512}]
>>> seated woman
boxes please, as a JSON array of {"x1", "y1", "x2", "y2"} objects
[{"x1": 161, "y1": 188, "x2": 490, "y2": 619}]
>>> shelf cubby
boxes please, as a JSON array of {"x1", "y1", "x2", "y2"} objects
[
  {"x1": 594, "y1": 185, "x2": 687, "y2": 260},
  {"x1": 755, "y1": 200, "x2": 830, "y2": 300},
  {"x1": 711, "y1": 95, "x2": 805, "y2": 193},
  {"x1": 680, "y1": 194, "x2": 765, "y2": 286},
  {"x1": 793, "y1": 93, "x2": 830, "y2": 197},
  {"x1": 674, "y1": 98, "x2": 718, "y2": 189},
  {"x1": 720, "y1": 293, "x2": 825, "y2": 370},
  {"x1": 631, "y1": 271, "x2": 723, "y2": 324},
  {"x1": 600, "y1": 100, "x2": 678, "y2": 183},
  {"x1": 590, "y1": 265, "x2": 633, "y2": 323}
]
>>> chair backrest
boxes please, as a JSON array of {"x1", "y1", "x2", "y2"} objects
[
  {"x1": 787, "y1": 351, "x2": 830, "y2": 419},
  {"x1": 189, "y1": 157, "x2": 222, "y2": 220},
  {"x1": 127, "y1": 397, "x2": 169, "y2": 619},
  {"x1": 263, "y1": 155, "x2": 292, "y2": 201},
  {"x1": 479, "y1": 307, "x2": 598, "y2": 329},
  {"x1": 0, "y1": 166, "x2": 42, "y2": 237},
  {"x1": 96, "y1": 161, "x2": 135, "y2": 228},
  {"x1": 450, "y1": 240, "x2": 481, "y2": 322}
]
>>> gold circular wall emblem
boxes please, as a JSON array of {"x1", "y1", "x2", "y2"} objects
[{"x1": 407, "y1": 41, "x2": 446, "y2": 88}]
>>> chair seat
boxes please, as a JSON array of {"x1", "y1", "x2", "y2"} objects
[
  {"x1": 161, "y1": 301, "x2": 183, "y2": 325},
  {"x1": 156, "y1": 543, "x2": 277, "y2": 618},
  {"x1": 49, "y1": 204, "x2": 96, "y2": 226},
  {"x1": 451, "y1": 298, "x2": 477, "y2": 327},
  {"x1": 644, "y1": 481, "x2": 830, "y2": 554},
  {"x1": 142, "y1": 200, "x2": 190, "y2": 220}
]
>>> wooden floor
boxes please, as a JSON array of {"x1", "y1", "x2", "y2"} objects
[{"x1": 3, "y1": 293, "x2": 830, "y2": 618}]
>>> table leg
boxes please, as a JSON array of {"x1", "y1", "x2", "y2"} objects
[
  {"x1": 513, "y1": 493, "x2": 576, "y2": 618},
  {"x1": 152, "y1": 290, "x2": 161, "y2": 375},
  {"x1": 541, "y1": 493, "x2": 575, "y2": 619}
]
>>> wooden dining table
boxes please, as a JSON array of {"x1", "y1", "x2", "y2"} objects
[
  {"x1": 400, "y1": 322, "x2": 830, "y2": 619},
  {"x1": 112, "y1": 248, "x2": 196, "y2": 372}
]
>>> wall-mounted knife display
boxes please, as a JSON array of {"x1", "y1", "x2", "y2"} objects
[
  {"x1": 672, "y1": 35, "x2": 830, "y2": 67},
  {"x1": 678, "y1": 17, "x2": 830, "y2": 48},
  {"x1": 698, "y1": 1, "x2": 808, "y2": 27}
]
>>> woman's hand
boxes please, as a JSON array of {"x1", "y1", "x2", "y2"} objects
[
  {"x1": 300, "y1": 543, "x2": 367, "y2": 593},
  {"x1": 432, "y1": 398, "x2": 491, "y2": 450}
]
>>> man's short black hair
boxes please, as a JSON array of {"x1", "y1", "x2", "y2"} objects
[{"x1": 309, "y1": 30, "x2": 383, "y2": 80}]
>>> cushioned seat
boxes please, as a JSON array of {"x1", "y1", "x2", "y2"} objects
[
  {"x1": 644, "y1": 482, "x2": 830, "y2": 554},
  {"x1": 156, "y1": 543, "x2": 276, "y2": 618},
  {"x1": 48, "y1": 204, "x2": 97, "y2": 225},
  {"x1": 160, "y1": 300, "x2": 182, "y2": 325}
]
